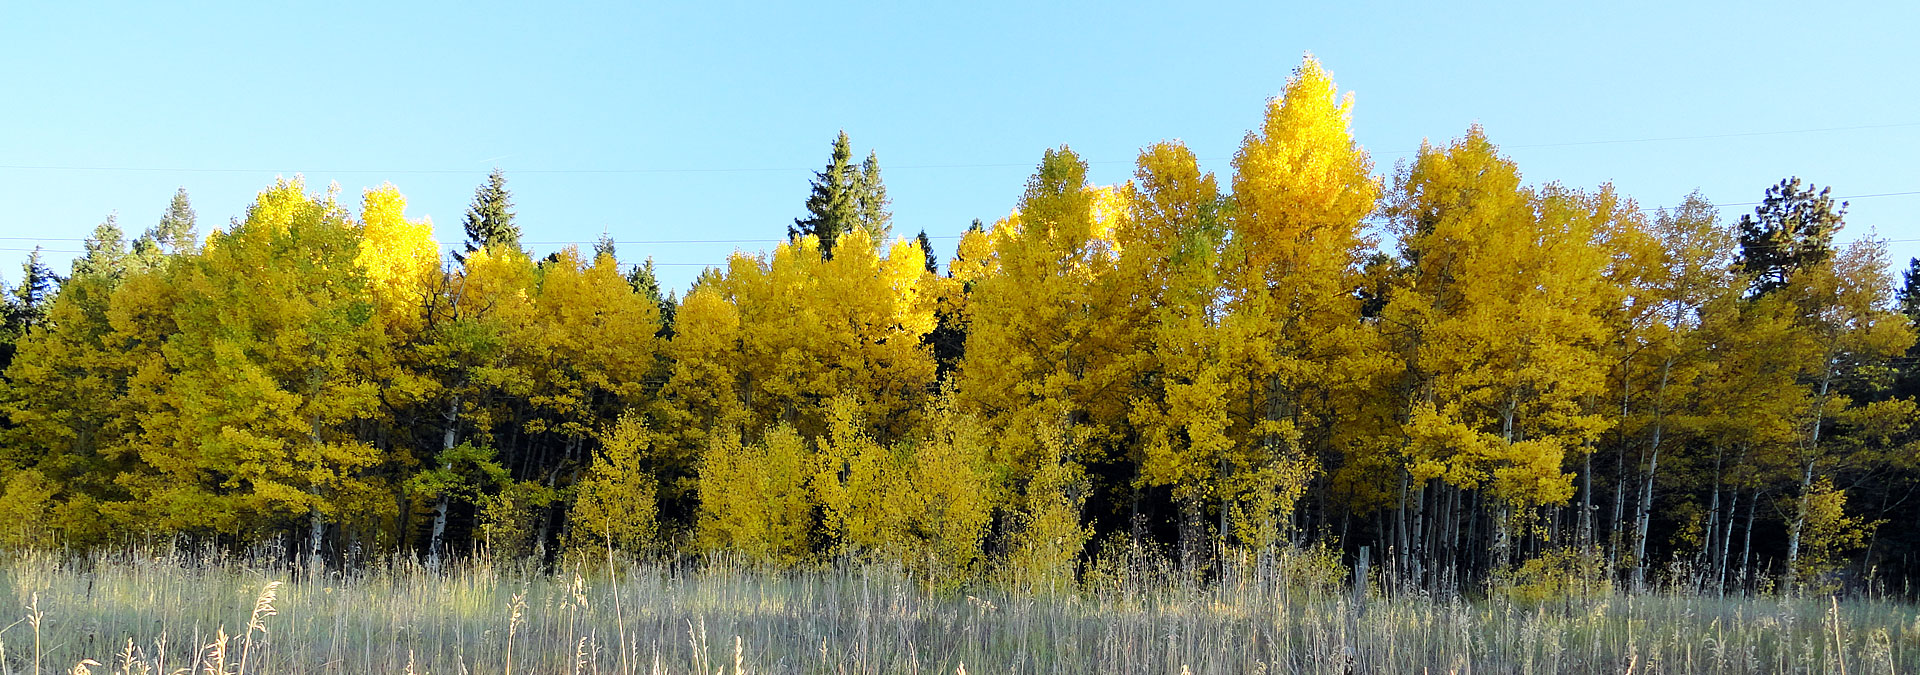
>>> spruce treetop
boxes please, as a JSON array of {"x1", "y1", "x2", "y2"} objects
[
  {"x1": 793, "y1": 131, "x2": 891, "y2": 258},
  {"x1": 458, "y1": 169, "x2": 520, "y2": 262}
]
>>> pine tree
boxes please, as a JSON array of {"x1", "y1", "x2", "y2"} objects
[
  {"x1": 1736, "y1": 177, "x2": 1843, "y2": 297},
  {"x1": 1894, "y1": 257, "x2": 1920, "y2": 399},
  {"x1": 456, "y1": 169, "x2": 519, "y2": 262}
]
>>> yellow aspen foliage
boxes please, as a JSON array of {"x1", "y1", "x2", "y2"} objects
[
  {"x1": 957, "y1": 147, "x2": 1132, "y2": 476},
  {"x1": 1775, "y1": 237, "x2": 1913, "y2": 590},
  {"x1": 806, "y1": 393, "x2": 997, "y2": 577},
  {"x1": 1002, "y1": 418, "x2": 1092, "y2": 593},
  {"x1": 522, "y1": 247, "x2": 662, "y2": 442},
  {"x1": 1791, "y1": 477, "x2": 1877, "y2": 587},
  {"x1": 0, "y1": 469, "x2": 59, "y2": 549},
  {"x1": 0, "y1": 253, "x2": 129, "y2": 544},
  {"x1": 901, "y1": 395, "x2": 999, "y2": 578},
  {"x1": 445, "y1": 241, "x2": 540, "y2": 419},
  {"x1": 165, "y1": 177, "x2": 389, "y2": 548},
  {"x1": 655, "y1": 276, "x2": 748, "y2": 504},
  {"x1": 1385, "y1": 130, "x2": 1614, "y2": 563},
  {"x1": 695, "y1": 424, "x2": 813, "y2": 565},
  {"x1": 1118, "y1": 142, "x2": 1235, "y2": 508},
  {"x1": 1217, "y1": 55, "x2": 1386, "y2": 539},
  {"x1": 673, "y1": 229, "x2": 937, "y2": 443},
  {"x1": 96, "y1": 261, "x2": 189, "y2": 533},
  {"x1": 353, "y1": 186, "x2": 442, "y2": 531},
  {"x1": 1601, "y1": 191, "x2": 1738, "y2": 581},
  {"x1": 565, "y1": 411, "x2": 659, "y2": 554},
  {"x1": 810, "y1": 396, "x2": 907, "y2": 556},
  {"x1": 355, "y1": 184, "x2": 440, "y2": 332},
  {"x1": 406, "y1": 241, "x2": 540, "y2": 563}
]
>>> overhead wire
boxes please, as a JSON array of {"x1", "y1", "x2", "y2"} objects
[{"x1": 1, "y1": 120, "x2": 1917, "y2": 267}]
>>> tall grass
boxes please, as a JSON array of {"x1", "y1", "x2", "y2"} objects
[{"x1": 0, "y1": 546, "x2": 1913, "y2": 673}]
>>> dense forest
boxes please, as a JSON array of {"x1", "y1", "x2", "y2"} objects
[{"x1": 2, "y1": 57, "x2": 1916, "y2": 598}]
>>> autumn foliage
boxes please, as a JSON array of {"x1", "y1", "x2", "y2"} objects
[{"x1": 2, "y1": 55, "x2": 1915, "y2": 597}]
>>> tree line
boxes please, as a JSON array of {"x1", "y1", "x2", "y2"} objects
[{"x1": 2, "y1": 56, "x2": 1917, "y2": 596}]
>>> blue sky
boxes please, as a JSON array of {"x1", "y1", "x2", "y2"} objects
[{"x1": 3, "y1": 2, "x2": 1918, "y2": 292}]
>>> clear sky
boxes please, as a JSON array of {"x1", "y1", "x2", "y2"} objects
[{"x1": 4, "y1": 1, "x2": 1918, "y2": 292}]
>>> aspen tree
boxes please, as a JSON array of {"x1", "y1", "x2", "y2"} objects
[
  {"x1": 1120, "y1": 141, "x2": 1233, "y2": 558},
  {"x1": 411, "y1": 242, "x2": 536, "y2": 565},
  {"x1": 1220, "y1": 55, "x2": 1386, "y2": 550},
  {"x1": 0, "y1": 219, "x2": 135, "y2": 544},
  {"x1": 695, "y1": 423, "x2": 813, "y2": 565},
  {"x1": 1606, "y1": 193, "x2": 1736, "y2": 589},
  {"x1": 956, "y1": 147, "x2": 1130, "y2": 475},
  {"x1": 1776, "y1": 238, "x2": 1912, "y2": 593},
  {"x1": 565, "y1": 411, "x2": 658, "y2": 554},
  {"x1": 1386, "y1": 130, "x2": 1612, "y2": 573},
  {"x1": 168, "y1": 178, "x2": 386, "y2": 559}
]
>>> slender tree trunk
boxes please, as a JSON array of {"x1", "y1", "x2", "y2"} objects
[
  {"x1": 1581, "y1": 446, "x2": 1594, "y2": 547},
  {"x1": 1702, "y1": 452, "x2": 1723, "y2": 588},
  {"x1": 308, "y1": 501, "x2": 325, "y2": 570},
  {"x1": 1411, "y1": 482, "x2": 1427, "y2": 586},
  {"x1": 1739, "y1": 491, "x2": 1757, "y2": 593},
  {"x1": 1785, "y1": 369, "x2": 1835, "y2": 596},
  {"x1": 1718, "y1": 488, "x2": 1739, "y2": 597},
  {"x1": 427, "y1": 396, "x2": 461, "y2": 570},
  {"x1": 1630, "y1": 357, "x2": 1673, "y2": 593},
  {"x1": 1784, "y1": 459, "x2": 1816, "y2": 596},
  {"x1": 1396, "y1": 469, "x2": 1411, "y2": 585}
]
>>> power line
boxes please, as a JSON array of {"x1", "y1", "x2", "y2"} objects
[{"x1": 1, "y1": 121, "x2": 1913, "y2": 175}]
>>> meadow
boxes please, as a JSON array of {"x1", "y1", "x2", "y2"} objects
[{"x1": 0, "y1": 547, "x2": 1913, "y2": 675}]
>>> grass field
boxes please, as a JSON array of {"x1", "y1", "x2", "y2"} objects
[{"x1": 0, "y1": 548, "x2": 1914, "y2": 674}]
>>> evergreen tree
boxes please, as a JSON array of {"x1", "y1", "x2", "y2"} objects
[
  {"x1": 792, "y1": 131, "x2": 863, "y2": 258},
  {"x1": 1898, "y1": 258, "x2": 1920, "y2": 321},
  {"x1": 10, "y1": 249, "x2": 60, "y2": 331},
  {"x1": 73, "y1": 216, "x2": 128, "y2": 281},
  {"x1": 857, "y1": 151, "x2": 892, "y2": 241},
  {"x1": 793, "y1": 132, "x2": 892, "y2": 257},
  {"x1": 456, "y1": 169, "x2": 519, "y2": 262},
  {"x1": 915, "y1": 230, "x2": 938, "y2": 274},
  {"x1": 130, "y1": 189, "x2": 198, "y2": 271},
  {"x1": 1736, "y1": 177, "x2": 1843, "y2": 297},
  {"x1": 593, "y1": 232, "x2": 617, "y2": 261},
  {"x1": 1895, "y1": 258, "x2": 1920, "y2": 400},
  {"x1": 625, "y1": 258, "x2": 677, "y2": 339},
  {"x1": 925, "y1": 220, "x2": 983, "y2": 384}
]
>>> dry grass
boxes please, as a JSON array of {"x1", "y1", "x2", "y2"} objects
[{"x1": 0, "y1": 547, "x2": 1913, "y2": 674}]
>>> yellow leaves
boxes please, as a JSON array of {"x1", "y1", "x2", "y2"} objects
[
  {"x1": 810, "y1": 397, "x2": 901, "y2": 556},
  {"x1": 355, "y1": 184, "x2": 439, "y2": 325},
  {"x1": 1231, "y1": 54, "x2": 1377, "y2": 286},
  {"x1": 1002, "y1": 419, "x2": 1090, "y2": 592},
  {"x1": 567, "y1": 411, "x2": 659, "y2": 553},
  {"x1": 1383, "y1": 126, "x2": 1615, "y2": 511},
  {"x1": 1795, "y1": 477, "x2": 1878, "y2": 583},
  {"x1": 695, "y1": 424, "x2": 813, "y2": 565},
  {"x1": 528, "y1": 246, "x2": 661, "y2": 406},
  {"x1": 666, "y1": 227, "x2": 937, "y2": 441}
]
